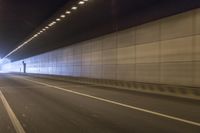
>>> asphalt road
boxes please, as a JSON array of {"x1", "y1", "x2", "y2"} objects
[{"x1": 0, "y1": 73, "x2": 199, "y2": 133}]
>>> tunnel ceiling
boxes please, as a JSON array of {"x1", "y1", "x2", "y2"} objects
[
  {"x1": 0, "y1": 0, "x2": 69, "y2": 58},
  {"x1": 0, "y1": 0, "x2": 199, "y2": 61}
]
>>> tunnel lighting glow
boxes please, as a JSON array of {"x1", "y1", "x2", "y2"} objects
[
  {"x1": 65, "y1": 11, "x2": 71, "y2": 14},
  {"x1": 3, "y1": 0, "x2": 91, "y2": 59},
  {"x1": 60, "y1": 15, "x2": 66, "y2": 18},
  {"x1": 56, "y1": 18, "x2": 61, "y2": 21},
  {"x1": 78, "y1": 1, "x2": 85, "y2": 4},
  {"x1": 71, "y1": 6, "x2": 77, "y2": 10},
  {"x1": 48, "y1": 21, "x2": 56, "y2": 27}
]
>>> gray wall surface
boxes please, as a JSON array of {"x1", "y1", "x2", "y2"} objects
[{"x1": 2, "y1": 8, "x2": 200, "y2": 87}]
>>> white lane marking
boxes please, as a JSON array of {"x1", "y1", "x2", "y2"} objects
[
  {"x1": 18, "y1": 76, "x2": 200, "y2": 127},
  {"x1": 0, "y1": 90, "x2": 26, "y2": 133}
]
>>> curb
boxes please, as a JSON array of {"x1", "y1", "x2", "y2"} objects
[{"x1": 17, "y1": 73, "x2": 200, "y2": 101}]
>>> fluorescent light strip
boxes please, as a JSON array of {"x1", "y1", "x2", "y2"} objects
[
  {"x1": 4, "y1": 1, "x2": 90, "y2": 58},
  {"x1": 61, "y1": 15, "x2": 66, "y2": 18},
  {"x1": 71, "y1": 6, "x2": 78, "y2": 10},
  {"x1": 56, "y1": 18, "x2": 61, "y2": 21},
  {"x1": 79, "y1": 1, "x2": 85, "y2": 5},
  {"x1": 66, "y1": 11, "x2": 71, "y2": 14}
]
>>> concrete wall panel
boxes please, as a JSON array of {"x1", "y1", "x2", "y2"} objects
[
  {"x1": 195, "y1": 8, "x2": 200, "y2": 34},
  {"x1": 102, "y1": 65, "x2": 117, "y2": 80},
  {"x1": 161, "y1": 62, "x2": 193, "y2": 86},
  {"x1": 136, "y1": 42, "x2": 159, "y2": 63},
  {"x1": 136, "y1": 21, "x2": 160, "y2": 44},
  {"x1": 102, "y1": 49, "x2": 117, "y2": 65},
  {"x1": 117, "y1": 46, "x2": 135, "y2": 64},
  {"x1": 161, "y1": 11, "x2": 193, "y2": 40},
  {"x1": 102, "y1": 33, "x2": 117, "y2": 50},
  {"x1": 194, "y1": 35, "x2": 200, "y2": 61},
  {"x1": 117, "y1": 64, "x2": 135, "y2": 81},
  {"x1": 117, "y1": 28, "x2": 135, "y2": 48},
  {"x1": 136, "y1": 63, "x2": 160, "y2": 83},
  {"x1": 194, "y1": 62, "x2": 200, "y2": 87},
  {"x1": 161, "y1": 37, "x2": 193, "y2": 62}
]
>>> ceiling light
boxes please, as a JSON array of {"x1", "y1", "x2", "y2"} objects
[
  {"x1": 3, "y1": 0, "x2": 93, "y2": 59},
  {"x1": 60, "y1": 15, "x2": 66, "y2": 18},
  {"x1": 65, "y1": 11, "x2": 71, "y2": 14},
  {"x1": 56, "y1": 18, "x2": 61, "y2": 21},
  {"x1": 79, "y1": 1, "x2": 85, "y2": 4},
  {"x1": 71, "y1": 6, "x2": 77, "y2": 10},
  {"x1": 49, "y1": 21, "x2": 56, "y2": 26}
]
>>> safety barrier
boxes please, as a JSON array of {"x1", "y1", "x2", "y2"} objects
[{"x1": 21, "y1": 73, "x2": 200, "y2": 100}]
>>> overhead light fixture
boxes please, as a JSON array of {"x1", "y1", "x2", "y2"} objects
[
  {"x1": 78, "y1": 1, "x2": 85, "y2": 4},
  {"x1": 71, "y1": 6, "x2": 77, "y2": 10},
  {"x1": 60, "y1": 15, "x2": 66, "y2": 18},
  {"x1": 56, "y1": 18, "x2": 61, "y2": 21},
  {"x1": 3, "y1": 0, "x2": 92, "y2": 59},
  {"x1": 65, "y1": 11, "x2": 71, "y2": 14},
  {"x1": 49, "y1": 21, "x2": 56, "y2": 27}
]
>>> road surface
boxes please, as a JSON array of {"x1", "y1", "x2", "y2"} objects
[{"x1": 0, "y1": 73, "x2": 199, "y2": 133}]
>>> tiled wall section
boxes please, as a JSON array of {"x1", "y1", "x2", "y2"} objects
[{"x1": 3, "y1": 8, "x2": 200, "y2": 87}]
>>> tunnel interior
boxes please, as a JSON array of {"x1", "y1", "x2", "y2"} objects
[{"x1": 0, "y1": 1, "x2": 200, "y2": 133}]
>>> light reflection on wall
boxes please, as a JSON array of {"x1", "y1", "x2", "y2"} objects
[{"x1": 0, "y1": 58, "x2": 11, "y2": 73}]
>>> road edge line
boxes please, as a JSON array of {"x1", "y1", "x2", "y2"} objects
[{"x1": 0, "y1": 90, "x2": 26, "y2": 133}]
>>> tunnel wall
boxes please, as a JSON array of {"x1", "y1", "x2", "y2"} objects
[{"x1": 3, "y1": 8, "x2": 200, "y2": 87}]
